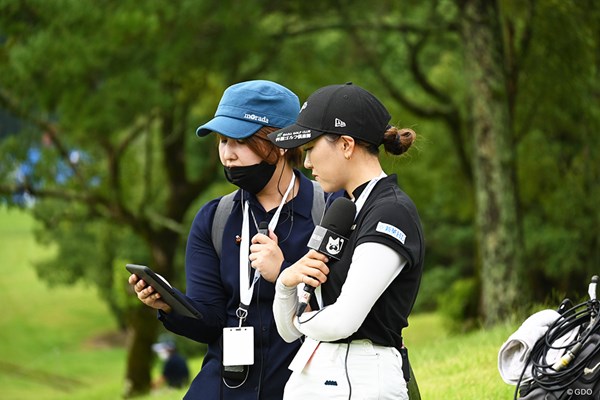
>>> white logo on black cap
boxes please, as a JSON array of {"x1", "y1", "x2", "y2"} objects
[
  {"x1": 334, "y1": 118, "x2": 346, "y2": 128},
  {"x1": 300, "y1": 102, "x2": 308, "y2": 112}
]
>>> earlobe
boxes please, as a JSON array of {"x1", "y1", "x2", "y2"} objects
[
  {"x1": 343, "y1": 149, "x2": 352, "y2": 161},
  {"x1": 341, "y1": 136, "x2": 354, "y2": 160}
]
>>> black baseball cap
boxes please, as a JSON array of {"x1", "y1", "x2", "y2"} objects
[{"x1": 267, "y1": 82, "x2": 391, "y2": 149}]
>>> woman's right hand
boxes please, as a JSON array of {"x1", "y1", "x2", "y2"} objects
[
  {"x1": 128, "y1": 274, "x2": 172, "y2": 313},
  {"x1": 278, "y1": 249, "x2": 330, "y2": 289}
]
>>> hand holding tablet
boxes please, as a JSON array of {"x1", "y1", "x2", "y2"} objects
[{"x1": 126, "y1": 264, "x2": 202, "y2": 319}]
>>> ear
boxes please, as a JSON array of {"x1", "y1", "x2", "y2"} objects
[
  {"x1": 279, "y1": 148, "x2": 286, "y2": 156},
  {"x1": 340, "y1": 135, "x2": 355, "y2": 160}
]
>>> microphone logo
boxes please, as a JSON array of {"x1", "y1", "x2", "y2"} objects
[
  {"x1": 326, "y1": 237, "x2": 344, "y2": 255},
  {"x1": 308, "y1": 226, "x2": 348, "y2": 260},
  {"x1": 296, "y1": 196, "x2": 356, "y2": 317}
]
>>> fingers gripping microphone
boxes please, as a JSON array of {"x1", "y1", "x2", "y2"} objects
[{"x1": 296, "y1": 197, "x2": 356, "y2": 317}]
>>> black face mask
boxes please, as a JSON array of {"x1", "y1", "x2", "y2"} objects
[{"x1": 224, "y1": 161, "x2": 277, "y2": 194}]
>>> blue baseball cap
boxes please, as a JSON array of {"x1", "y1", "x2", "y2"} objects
[{"x1": 196, "y1": 80, "x2": 300, "y2": 139}]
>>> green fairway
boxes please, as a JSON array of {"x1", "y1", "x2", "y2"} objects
[
  {"x1": 0, "y1": 206, "x2": 519, "y2": 399},
  {"x1": 404, "y1": 314, "x2": 517, "y2": 399},
  {"x1": 0, "y1": 207, "x2": 195, "y2": 400}
]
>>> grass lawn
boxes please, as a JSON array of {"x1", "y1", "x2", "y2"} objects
[
  {"x1": 404, "y1": 314, "x2": 517, "y2": 399},
  {"x1": 0, "y1": 206, "x2": 519, "y2": 399}
]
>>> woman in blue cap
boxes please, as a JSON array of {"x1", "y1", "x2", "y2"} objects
[
  {"x1": 268, "y1": 83, "x2": 424, "y2": 400},
  {"x1": 129, "y1": 80, "x2": 330, "y2": 399}
]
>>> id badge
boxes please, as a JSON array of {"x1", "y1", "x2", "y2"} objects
[{"x1": 223, "y1": 326, "x2": 254, "y2": 366}]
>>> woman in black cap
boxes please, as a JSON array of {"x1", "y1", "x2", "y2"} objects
[
  {"x1": 267, "y1": 83, "x2": 424, "y2": 400},
  {"x1": 129, "y1": 80, "x2": 332, "y2": 400}
]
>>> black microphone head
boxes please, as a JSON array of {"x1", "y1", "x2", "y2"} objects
[
  {"x1": 320, "y1": 197, "x2": 356, "y2": 237},
  {"x1": 258, "y1": 220, "x2": 269, "y2": 235}
]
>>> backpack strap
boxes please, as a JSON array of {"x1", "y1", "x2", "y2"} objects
[
  {"x1": 211, "y1": 191, "x2": 237, "y2": 259},
  {"x1": 211, "y1": 180, "x2": 325, "y2": 259}
]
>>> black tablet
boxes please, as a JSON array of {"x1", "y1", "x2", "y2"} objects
[{"x1": 126, "y1": 264, "x2": 202, "y2": 320}]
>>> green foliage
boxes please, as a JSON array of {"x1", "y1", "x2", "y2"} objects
[
  {"x1": 512, "y1": 0, "x2": 600, "y2": 298},
  {"x1": 0, "y1": 0, "x2": 598, "y2": 351},
  {"x1": 438, "y1": 277, "x2": 480, "y2": 332},
  {"x1": 1, "y1": 0, "x2": 221, "y2": 310},
  {"x1": 414, "y1": 265, "x2": 462, "y2": 312}
]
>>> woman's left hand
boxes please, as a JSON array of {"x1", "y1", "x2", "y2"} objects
[{"x1": 249, "y1": 230, "x2": 284, "y2": 283}]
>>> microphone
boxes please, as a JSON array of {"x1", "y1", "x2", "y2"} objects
[
  {"x1": 258, "y1": 221, "x2": 269, "y2": 236},
  {"x1": 296, "y1": 197, "x2": 356, "y2": 317}
]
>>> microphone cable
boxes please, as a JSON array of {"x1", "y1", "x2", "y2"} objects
[
  {"x1": 514, "y1": 294, "x2": 600, "y2": 399},
  {"x1": 344, "y1": 338, "x2": 352, "y2": 400},
  {"x1": 297, "y1": 310, "x2": 353, "y2": 399},
  {"x1": 297, "y1": 306, "x2": 327, "y2": 324}
]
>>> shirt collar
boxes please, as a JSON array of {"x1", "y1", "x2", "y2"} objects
[
  {"x1": 348, "y1": 180, "x2": 370, "y2": 200},
  {"x1": 291, "y1": 170, "x2": 313, "y2": 219},
  {"x1": 347, "y1": 173, "x2": 397, "y2": 200}
]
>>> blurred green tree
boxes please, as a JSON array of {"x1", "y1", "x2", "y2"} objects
[
  {"x1": 0, "y1": 0, "x2": 298, "y2": 395},
  {"x1": 305, "y1": 0, "x2": 600, "y2": 325},
  {"x1": 1, "y1": 0, "x2": 598, "y2": 395}
]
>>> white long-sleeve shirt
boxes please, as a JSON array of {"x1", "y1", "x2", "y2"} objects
[{"x1": 273, "y1": 242, "x2": 406, "y2": 343}]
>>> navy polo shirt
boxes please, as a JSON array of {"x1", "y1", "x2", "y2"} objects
[
  {"x1": 323, "y1": 174, "x2": 425, "y2": 351},
  {"x1": 160, "y1": 170, "x2": 322, "y2": 400}
]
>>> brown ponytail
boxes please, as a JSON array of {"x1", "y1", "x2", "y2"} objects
[{"x1": 381, "y1": 126, "x2": 416, "y2": 156}]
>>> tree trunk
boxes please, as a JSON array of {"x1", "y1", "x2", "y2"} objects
[
  {"x1": 122, "y1": 102, "x2": 217, "y2": 395},
  {"x1": 459, "y1": 0, "x2": 523, "y2": 325},
  {"x1": 124, "y1": 232, "x2": 179, "y2": 396},
  {"x1": 124, "y1": 305, "x2": 160, "y2": 397}
]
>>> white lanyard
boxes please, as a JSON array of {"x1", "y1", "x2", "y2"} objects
[
  {"x1": 353, "y1": 171, "x2": 387, "y2": 218},
  {"x1": 238, "y1": 172, "x2": 296, "y2": 320},
  {"x1": 313, "y1": 171, "x2": 386, "y2": 309}
]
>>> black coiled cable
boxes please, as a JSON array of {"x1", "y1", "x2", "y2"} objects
[{"x1": 514, "y1": 298, "x2": 600, "y2": 399}]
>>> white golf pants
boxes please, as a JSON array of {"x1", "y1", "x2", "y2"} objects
[{"x1": 283, "y1": 339, "x2": 408, "y2": 400}]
